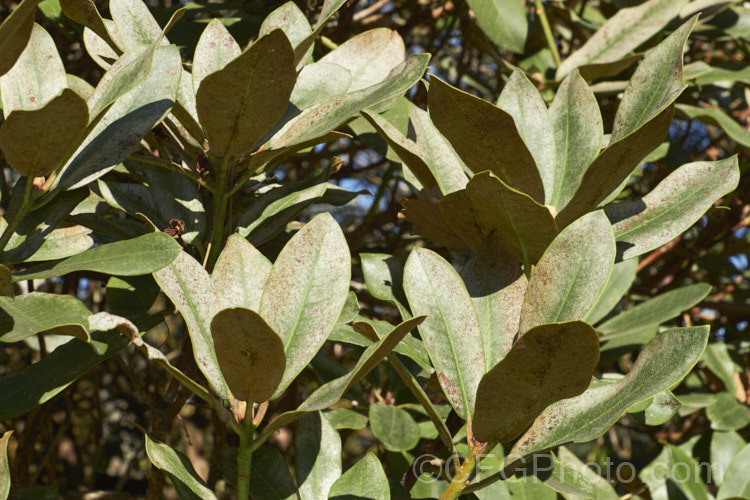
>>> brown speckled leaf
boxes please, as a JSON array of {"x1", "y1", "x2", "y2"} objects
[
  {"x1": 403, "y1": 247, "x2": 484, "y2": 420},
  {"x1": 211, "y1": 307, "x2": 285, "y2": 402},
  {"x1": 211, "y1": 234, "x2": 271, "y2": 311},
  {"x1": 259, "y1": 213, "x2": 350, "y2": 400},
  {"x1": 520, "y1": 211, "x2": 615, "y2": 333},
  {"x1": 192, "y1": 19, "x2": 240, "y2": 98},
  {"x1": 473, "y1": 321, "x2": 599, "y2": 443},
  {"x1": 401, "y1": 187, "x2": 468, "y2": 249}
]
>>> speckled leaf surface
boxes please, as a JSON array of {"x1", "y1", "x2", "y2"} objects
[
  {"x1": 192, "y1": 19, "x2": 240, "y2": 98},
  {"x1": 460, "y1": 235, "x2": 527, "y2": 370},
  {"x1": 473, "y1": 321, "x2": 599, "y2": 443},
  {"x1": 519, "y1": 211, "x2": 615, "y2": 333},
  {"x1": 290, "y1": 62, "x2": 351, "y2": 110},
  {"x1": 291, "y1": 0, "x2": 346, "y2": 66},
  {"x1": 584, "y1": 257, "x2": 637, "y2": 325},
  {"x1": 25, "y1": 225, "x2": 94, "y2": 262},
  {"x1": 428, "y1": 77, "x2": 545, "y2": 203},
  {"x1": 466, "y1": 171, "x2": 558, "y2": 265},
  {"x1": 0, "y1": 293, "x2": 91, "y2": 343},
  {"x1": 259, "y1": 1, "x2": 313, "y2": 69},
  {"x1": 82, "y1": 19, "x2": 124, "y2": 70},
  {"x1": 0, "y1": 88, "x2": 88, "y2": 177},
  {"x1": 403, "y1": 247, "x2": 484, "y2": 420},
  {"x1": 259, "y1": 213, "x2": 351, "y2": 400},
  {"x1": 548, "y1": 70, "x2": 603, "y2": 211},
  {"x1": 61, "y1": 0, "x2": 120, "y2": 55},
  {"x1": 0, "y1": 430, "x2": 12, "y2": 499},
  {"x1": 327, "y1": 453, "x2": 389, "y2": 500},
  {"x1": 510, "y1": 326, "x2": 709, "y2": 459},
  {"x1": 211, "y1": 234, "x2": 271, "y2": 311},
  {"x1": 497, "y1": 70, "x2": 556, "y2": 203},
  {"x1": 0, "y1": 24, "x2": 66, "y2": 114},
  {"x1": 211, "y1": 307, "x2": 285, "y2": 402},
  {"x1": 0, "y1": 0, "x2": 40, "y2": 77},
  {"x1": 196, "y1": 29, "x2": 296, "y2": 158},
  {"x1": 153, "y1": 251, "x2": 229, "y2": 399},
  {"x1": 606, "y1": 156, "x2": 739, "y2": 260},
  {"x1": 360, "y1": 252, "x2": 411, "y2": 319},
  {"x1": 110, "y1": 0, "x2": 167, "y2": 51}
]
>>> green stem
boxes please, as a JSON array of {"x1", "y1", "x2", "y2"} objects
[
  {"x1": 439, "y1": 440, "x2": 482, "y2": 500},
  {"x1": 534, "y1": 0, "x2": 561, "y2": 67},
  {"x1": 236, "y1": 414, "x2": 256, "y2": 500},
  {"x1": 0, "y1": 177, "x2": 35, "y2": 257}
]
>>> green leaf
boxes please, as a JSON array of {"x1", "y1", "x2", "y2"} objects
[
  {"x1": 369, "y1": 402, "x2": 420, "y2": 452},
  {"x1": 14, "y1": 232, "x2": 182, "y2": 280},
  {"x1": 519, "y1": 211, "x2": 615, "y2": 332},
  {"x1": 505, "y1": 477, "x2": 556, "y2": 499},
  {"x1": 644, "y1": 390, "x2": 681, "y2": 425},
  {"x1": 0, "y1": 430, "x2": 10, "y2": 500},
  {"x1": 598, "y1": 283, "x2": 711, "y2": 342},
  {"x1": 259, "y1": 1, "x2": 313, "y2": 70},
  {"x1": 296, "y1": 411, "x2": 342, "y2": 500},
  {"x1": 706, "y1": 393, "x2": 750, "y2": 431},
  {"x1": 61, "y1": 0, "x2": 121, "y2": 55},
  {"x1": 0, "y1": 0, "x2": 40, "y2": 76},
  {"x1": 324, "y1": 409, "x2": 368, "y2": 430},
  {"x1": 460, "y1": 235, "x2": 527, "y2": 369},
  {"x1": 0, "y1": 293, "x2": 91, "y2": 342},
  {"x1": 0, "y1": 24, "x2": 66, "y2": 114},
  {"x1": 428, "y1": 77, "x2": 545, "y2": 203},
  {"x1": 548, "y1": 70, "x2": 603, "y2": 211},
  {"x1": 248, "y1": 446, "x2": 298, "y2": 500},
  {"x1": 704, "y1": 343, "x2": 743, "y2": 395},
  {"x1": 711, "y1": 431, "x2": 746, "y2": 485},
  {"x1": 497, "y1": 69, "x2": 555, "y2": 203},
  {"x1": 211, "y1": 234, "x2": 271, "y2": 311},
  {"x1": 360, "y1": 253, "x2": 410, "y2": 319},
  {"x1": 717, "y1": 442, "x2": 750, "y2": 498},
  {"x1": 291, "y1": 0, "x2": 346, "y2": 66},
  {"x1": 328, "y1": 453, "x2": 389, "y2": 500},
  {"x1": 259, "y1": 213, "x2": 351, "y2": 399},
  {"x1": 558, "y1": 447, "x2": 620, "y2": 500},
  {"x1": 251, "y1": 316, "x2": 425, "y2": 449},
  {"x1": 584, "y1": 257, "x2": 637, "y2": 325},
  {"x1": 192, "y1": 19, "x2": 240, "y2": 100},
  {"x1": 403, "y1": 247, "x2": 484, "y2": 420},
  {"x1": 153, "y1": 251, "x2": 229, "y2": 399},
  {"x1": 606, "y1": 156, "x2": 739, "y2": 260},
  {"x1": 319, "y1": 28, "x2": 405, "y2": 92},
  {"x1": 556, "y1": 105, "x2": 674, "y2": 227},
  {"x1": 144, "y1": 433, "x2": 217, "y2": 500},
  {"x1": 211, "y1": 307, "x2": 285, "y2": 402},
  {"x1": 269, "y1": 53, "x2": 430, "y2": 149},
  {"x1": 556, "y1": 0, "x2": 689, "y2": 80},
  {"x1": 526, "y1": 454, "x2": 597, "y2": 499},
  {"x1": 640, "y1": 444, "x2": 709, "y2": 500},
  {"x1": 466, "y1": 171, "x2": 558, "y2": 265},
  {"x1": 0, "y1": 330, "x2": 129, "y2": 420},
  {"x1": 109, "y1": 0, "x2": 166, "y2": 51},
  {"x1": 676, "y1": 104, "x2": 750, "y2": 148},
  {"x1": 510, "y1": 326, "x2": 710, "y2": 458},
  {"x1": 56, "y1": 45, "x2": 181, "y2": 190},
  {"x1": 290, "y1": 62, "x2": 351, "y2": 110},
  {"x1": 25, "y1": 225, "x2": 94, "y2": 262},
  {"x1": 467, "y1": 0, "x2": 527, "y2": 54},
  {"x1": 196, "y1": 29, "x2": 296, "y2": 158},
  {"x1": 473, "y1": 321, "x2": 599, "y2": 443},
  {"x1": 0, "y1": 88, "x2": 89, "y2": 177},
  {"x1": 106, "y1": 275, "x2": 159, "y2": 319}
]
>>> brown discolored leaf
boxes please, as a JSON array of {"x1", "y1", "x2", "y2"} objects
[
  {"x1": 196, "y1": 29, "x2": 296, "y2": 158},
  {"x1": 0, "y1": 0, "x2": 40, "y2": 76},
  {"x1": 61, "y1": 0, "x2": 121, "y2": 54},
  {"x1": 473, "y1": 321, "x2": 599, "y2": 443},
  {"x1": 211, "y1": 307, "x2": 285, "y2": 403},
  {"x1": 0, "y1": 89, "x2": 89, "y2": 178},
  {"x1": 400, "y1": 187, "x2": 469, "y2": 249}
]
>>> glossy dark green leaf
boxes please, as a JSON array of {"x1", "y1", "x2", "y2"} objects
[
  {"x1": 0, "y1": 89, "x2": 89, "y2": 177},
  {"x1": 369, "y1": 402, "x2": 420, "y2": 452},
  {"x1": 192, "y1": 19, "x2": 240, "y2": 99},
  {"x1": 711, "y1": 431, "x2": 746, "y2": 485},
  {"x1": 460, "y1": 235, "x2": 527, "y2": 369},
  {"x1": 144, "y1": 433, "x2": 217, "y2": 500},
  {"x1": 211, "y1": 234, "x2": 271, "y2": 311},
  {"x1": 717, "y1": 442, "x2": 750, "y2": 499},
  {"x1": 606, "y1": 156, "x2": 740, "y2": 260},
  {"x1": 403, "y1": 247, "x2": 484, "y2": 420},
  {"x1": 640, "y1": 444, "x2": 708, "y2": 500},
  {"x1": 295, "y1": 411, "x2": 341, "y2": 500},
  {"x1": 428, "y1": 77, "x2": 545, "y2": 202},
  {"x1": 14, "y1": 232, "x2": 182, "y2": 280},
  {"x1": 153, "y1": 251, "x2": 229, "y2": 399},
  {"x1": 584, "y1": 257, "x2": 637, "y2": 325},
  {"x1": 106, "y1": 275, "x2": 159, "y2": 319},
  {"x1": 0, "y1": 0, "x2": 40, "y2": 76},
  {"x1": 707, "y1": 393, "x2": 750, "y2": 431},
  {"x1": 548, "y1": 70, "x2": 603, "y2": 211},
  {"x1": 0, "y1": 24, "x2": 66, "y2": 114},
  {"x1": 473, "y1": 321, "x2": 599, "y2": 443},
  {"x1": 248, "y1": 446, "x2": 298, "y2": 500},
  {"x1": 556, "y1": 0, "x2": 688, "y2": 79},
  {"x1": 497, "y1": 69, "x2": 555, "y2": 202},
  {"x1": 0, "y1": 430, "x2": 10, "y2": 500},
  {"x1": 197, "y1": 29, "x2": 296, "y2": 158},
  {"x1": 519, "y1": 211, "x2": 615, "y2": 332},
  {"x1": 259, "y1": 213, "x2": 351, "y2": 399},
  {"x1": 466, "y1": 171, "x2": 558, "y2": 265},
  {"x1": 328, "y1": 453, "x2": 389, "y2": 500},
  {"x1": 0, "y1": 293, "x2": 91, "y2": 343},
  {"x1": 467, "y1": 0, "x2": 527, "y2": 54},
  {"x1": 211, "y1": 307, "x2": 285, "y2": 402},
  {"x1": 510, "y1": 326, "x2": 709, "y2": 458}
]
